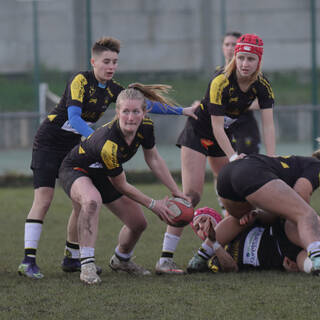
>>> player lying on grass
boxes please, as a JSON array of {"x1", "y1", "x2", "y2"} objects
[
  {"x1": 191, "y1": 210, "x2": 313, "y2": 273},
  {"x1": 189, "y1": 150, "x2": 320, "y2": 274},
  {"x1": 58, "y1": 86, "x2": 189, "y2": 284}
]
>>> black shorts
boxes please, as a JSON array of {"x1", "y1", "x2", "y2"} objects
[
  {"x1": 31, "y1": 149, "x2": 68, "y2": 189},
  {"x1": 59, "y1": 167, "x2": 123, "y2": 204},
  {"x1": 217, "y1": 157, "x2": 278, "y2": 201},
  {"x1": 176, "y1": 118, "x2": 231, "y2": 157},
  {"x1": 229, "y1": 112, "x2": 260, "y2": 154}
]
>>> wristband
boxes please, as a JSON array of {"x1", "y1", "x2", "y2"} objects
[
  {"x1": 229, "y1": 153, "x2": 238, "y2": 162},
  {"x1": 148, "y1": 199, "x2": 156, "y2": 209},
  {"x1": 213, "y1": 241, "x2": 221, "y2": 252}
]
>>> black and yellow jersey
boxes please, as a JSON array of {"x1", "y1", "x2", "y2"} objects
[
  {"x1": 61, "y1": 117, "x2": 155, "y2": 177},
  {"x1": 34, "y1": 71, "x2": 124, "y2": 153},
  {"x1": 190, "y1": 70, "x2": 274, "y2": 139},
  {"x1": 225, "y1": 219, "x2": 302, "y2": 271}
]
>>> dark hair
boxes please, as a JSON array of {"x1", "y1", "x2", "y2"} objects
[
  {"x1": 92, "y1": 37, "x2": 121, "y2": 56},
  {"x1": 223, "y1": 31, "x2": 242, "y2": 42},
  {"x1": 312, "y1": 148, "x2": 320, "y2": 160}
]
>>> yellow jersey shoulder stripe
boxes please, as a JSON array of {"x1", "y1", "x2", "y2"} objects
[
  {"x1": 142, "y1": 117, "x2": 154, "y2": 126},
  {"x1": 209, "y1": 74, "x2": 229, "y2": 105},
  {"x1": 70, "y1": 74, "x2": 88, "y2": 102},
  {"x1": 258, "y1": 76, "x2": 274, "y2": 99}
]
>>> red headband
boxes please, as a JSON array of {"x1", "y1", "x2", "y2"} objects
[
  {"x1": 234, "y1": 34, "x2": 264, "y2": 62},
  {"x1": 190, "y1": 207, "x2": 222, "y2": 240}
]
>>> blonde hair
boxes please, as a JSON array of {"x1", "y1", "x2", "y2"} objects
[
  {"x1": 128, "y1": 83, "x2": 177, "y2": 106},
  {"x1": 115, "y1": 88, "x2": 146, "y2": 115},
  {"x1": 113, "y1": 83, "x2": 178, "y2": 120},
  {"x1": 92, "y1": 37, "x2": 120, "y2": 56},
  {"x1": 224, "y1": 55, "x2": 262, "y2": 84},
  {"x1": 312, "y1": 148, "x2": 320, "y2": 160}
]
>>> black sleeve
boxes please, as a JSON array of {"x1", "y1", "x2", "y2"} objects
[
  {"x1": 140, "y1": 118, "x2": 155, "y2": 149},
  {"x1": 256, "y1": 75, "x2": 274, "y2": 110}
]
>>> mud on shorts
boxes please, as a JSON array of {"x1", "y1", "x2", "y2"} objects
[{"x1": 59, "y1": 166, "x2": 123, "y2": 204}]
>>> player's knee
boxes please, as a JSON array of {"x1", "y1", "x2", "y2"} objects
[
  {"x1": 132, "y1": 217, "x2": 148, "y2": 234},
  {"x1": 186, "y1": 191, "x2": 201, "y2": 207},
  {"x1": 83, "y1": 198, "x2": 102, "y2": 215},
  {"x1": 35, "y1": 197, "x2": 53, "y2": 213}
]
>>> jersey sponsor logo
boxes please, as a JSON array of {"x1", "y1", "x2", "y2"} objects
[
  {"x1": 210, "y1": 74, "x2": 229, "y2": 105},
  {"x1": 89, "y1": 86, "x2": 96, "y2": 96},
  {"x1": 89, "y1": 98, "x2": 98, "y2": 104},
  {"x1": 229, "y1": 97, "x2": 239, "y2": 103},
  {"x1": 71, "y1": 74, "x2": 88, "y2": 102},
  {"x1": 243, "y1": 227, "x2": 264, "y2": 266},
  {"x1": 61, "y1": 120, "x2": 93, "y2": 134},
  {"x1": 101, "y1": 140, "x2": 119, "y2": 169},
  {"x1": 47, "y1": 114, "x2": 57, "y2": 122}
]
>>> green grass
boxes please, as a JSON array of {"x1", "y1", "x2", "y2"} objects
[
  {"x1": 1, "y1": 184, "x2": 320, "y2": 319},
  {"x1": 0, "y1": 70, "x2": 318, "y2": 112}
]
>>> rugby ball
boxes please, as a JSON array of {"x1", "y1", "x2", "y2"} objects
[{"x1": 167, "y1": 197, "x2": 194, "y2": 227}]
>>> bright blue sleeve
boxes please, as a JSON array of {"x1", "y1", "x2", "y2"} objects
[
  {"x1": 146, "y1": 99, "x2": 183, "y2": 115},
  {"x1": 67, "y1": 106, "x2": 94, "y2": 137}
]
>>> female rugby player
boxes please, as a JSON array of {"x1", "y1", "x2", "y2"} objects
[
  {"x1": 214, "y1": 150, "x2": 320, "y2": 274},
  {"x1": 222, "y1": 32, "x2": 261, "y2": 155},
  {"x1": 18, "y1": 37, "x2": 198, "y2": 279},
  {"x1": 155, "y1": 33, "x2": 276, "y2": 275},
  {"x1": 58, "y1": 87, "x2": 188, "y2": 284},
  {"x1": 192, "y1": 212, "x2": 310, "y2": 274}
]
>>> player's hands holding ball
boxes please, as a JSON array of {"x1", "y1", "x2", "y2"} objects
[{"x1": 148, "y1": 196, "x2": 176, "y2": 225}]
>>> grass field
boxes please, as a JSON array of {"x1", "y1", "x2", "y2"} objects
[{"x1": 1, "y1": 183, "x2": 320, "y2": 320}]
